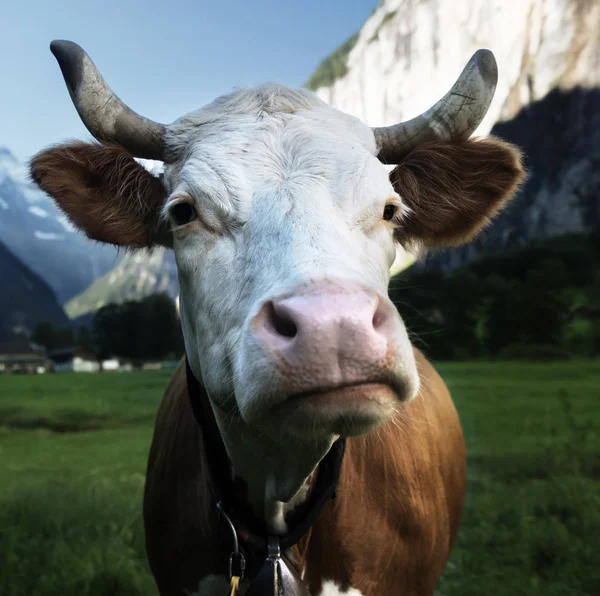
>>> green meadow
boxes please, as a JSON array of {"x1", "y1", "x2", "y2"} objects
[{"x1": 1, "y1": 362, "x2": 599, "y2": 595}]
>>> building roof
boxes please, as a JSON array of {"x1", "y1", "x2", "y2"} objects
[
  {"x1": 0, "y1": 339, "x2": 46, "y2": 357},
  {"x1": 0, "y1": 339, "x2": 47, "y2": 364},
  {"x1": 48, "y1": 346, "x2": 98, "y2": 361}
]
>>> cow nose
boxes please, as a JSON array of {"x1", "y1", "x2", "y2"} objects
[
  {"x1": 253, "y1": 284, "x2": 398, "y2": 386},
  {"x1": 266, "y1": 292, "x2": 389, "y2": 344}
]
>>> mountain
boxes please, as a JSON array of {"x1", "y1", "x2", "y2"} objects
[
  {"x1": 63, "y1": 0, "x2": 600, "y2": 314},
  {"x1": 0, "y1": 147, "x2": 122, "y2": 303},
  {"x1": 0, "y1": 239, "x2": 69, "y2": 341},
  {"x1": 309, "y1": 0, "x2": 600, "y2": 269},
  {"x1": 309, "y1": 0, "x2": 599, "y2": 133},
  {"x1": 65, "y1": 248, "x2": 179, "y2": 320}
]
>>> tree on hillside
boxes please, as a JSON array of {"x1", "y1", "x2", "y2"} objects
[
  {"x1": 518, "y1": 259, "x2": 570, "y2": 346},
  {"x1": 388, "y1": 233, "x2": 600, "y2": 360},
  {"x1": 389, "y1": 270, "x2": 446, "y2": 350},
  {"x1": 481, "y1": 257, "x2": 572, "y2": 355},
  {"x1": 75, "y1": 325, "x2": 95, "y2": 353},
  {"x1": 436, "y1": 269, "x2": 484, "y2": 359},
  {"x1": 93, "y1": 303, "x2": 127, "y2": 360},
  {"x1": 390, "y1": 268, "x2": 485, "y2": 359},
  {"x1": 92, "y1": 293, "x2": 182, "y2": 361},
  {"x1": 31, "y1": 322, "x2": 74, "y2": 351},
  {"x1": 139, "y1": 293, "x2": 182, "y2": 360}
]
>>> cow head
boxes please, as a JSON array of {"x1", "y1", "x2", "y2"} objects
[{"x1": 31, "y1": 41, "x2": 524, "y2": 520}]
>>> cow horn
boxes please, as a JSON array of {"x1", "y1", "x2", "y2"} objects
[
  {"x1": 50, "y1": 40, "x2": 166, "y2": 160},
  {"x1": 373, "y1": 49, "x2": 498, "y2": 164}
]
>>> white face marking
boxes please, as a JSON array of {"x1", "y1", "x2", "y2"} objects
[
  {"x1": 185, "y1": 574, "x2": 230, "y2": 596},
  {"x1": 318, "y1": 580, "x2": 365, "y2": 596},
  {"x1": 185, "y1": 574, "x2": 365, "y2": 595},
  {"x1": 161, "y1": 84, "x2": 419, "y2": 515}
]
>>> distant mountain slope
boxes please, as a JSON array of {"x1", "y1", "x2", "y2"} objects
[
  {"x1": 65, "y1": 248, "x2": 179, "y2": 319},
  {"x1": 0, "y1": 147, "x2": 121, "y2": 303},
  {"x1": 0, "y1": 239, "x2": 69, "y2": 341}
]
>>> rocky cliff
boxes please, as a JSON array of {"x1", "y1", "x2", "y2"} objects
[
  {"x1": 310, "y1": 0, "x2": 600, "y2": 268},
  {"x1": 65, "y1": 248, "x2": 178, "y2": 320},
  {"x1": 311, "y1": 0, "x2": 599, "y2": 133}
]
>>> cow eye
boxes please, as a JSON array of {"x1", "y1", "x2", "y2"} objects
[
  {"x1": 383, "y1": 204, "x2": 397, "y2": 221},
  {"x1": 170, "y1": 202, "x2": 198, "y2": 226}
]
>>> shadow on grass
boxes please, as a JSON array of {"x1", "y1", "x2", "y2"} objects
[
  {"x1": 0, "y1": 407, "x2": 156, "y2": 433},
  {"x1": 438, "y1": 389, "x2": 600, "y2": 596}
]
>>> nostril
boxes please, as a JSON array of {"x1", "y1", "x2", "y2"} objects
[
  {"x1": 372, "y1": 297, "x2": 388, "y2": 330},
  {"x1": 266, "y1": 301, "x2": 298, "y2": 338}
]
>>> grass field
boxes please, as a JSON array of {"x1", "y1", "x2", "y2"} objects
[{"x1": 1, "y1": 361, "x2": 599, "y2": 595}]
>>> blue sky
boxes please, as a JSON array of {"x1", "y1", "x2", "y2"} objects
[{"x1": 0, "y1": 0, "x2": 376, "y2": 161}]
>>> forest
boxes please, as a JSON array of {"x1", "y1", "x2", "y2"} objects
[
  {"x1": 391, "y1": 232, "x2": 600, "y2": 360},
  {"x1": 32, "y1": 294, "x2": 183, "y2": 363}
]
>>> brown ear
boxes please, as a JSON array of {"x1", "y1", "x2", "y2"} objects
[
  {"x1": 30, "y1": 142, "x2": 166, "y2": 247},
  {"x1": 390, "y1": 137, "x2": 525, "y2": 248}
]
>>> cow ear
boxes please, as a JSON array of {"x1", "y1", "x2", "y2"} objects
[
  {"x1": 30, "y1": 142, "x2": 168, "y2": 248},
  {"x1": 390, "y1": 138, "x2": 525, "y2": 248}
]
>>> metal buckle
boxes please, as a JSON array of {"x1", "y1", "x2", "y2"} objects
[
  {"x1": 217, "y1": 502, "x2": 246, "y2": 582},
  {"x1": 267, "y1": 536, "x2": 281, "y2": 560}
]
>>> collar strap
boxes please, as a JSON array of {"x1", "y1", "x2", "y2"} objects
[{"x1": 185, "y1": 356, "x2": 346, "y2": 552}]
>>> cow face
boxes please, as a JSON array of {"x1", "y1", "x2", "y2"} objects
[
  {"x1": 31, "y1": 42, "x2": 524, "y2": 507},
  {"x1": 160, "y1": 88, "x2": 422, "y2": 444}
]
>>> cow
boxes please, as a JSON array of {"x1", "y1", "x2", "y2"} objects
[{"x1": 30, "y1": 40, "x2": 525, "y2": 596}]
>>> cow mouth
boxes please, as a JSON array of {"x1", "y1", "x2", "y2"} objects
[
  {"x1": 289, "y1": 382, "x2": 396, "y2": 407},
  {"x1": 271, "y1": 382, "x2": 399, "y2": 438}
]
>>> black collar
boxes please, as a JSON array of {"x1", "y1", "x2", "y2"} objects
[{"x1": 185, "y1": 357, "x2": 346, "y2": 571}]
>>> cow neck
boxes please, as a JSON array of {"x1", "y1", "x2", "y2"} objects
[{"x1": 184, "y1": 356, "x2": 346, "y2": 561}]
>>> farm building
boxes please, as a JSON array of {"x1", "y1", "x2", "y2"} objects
[
  {"x1": 101, "y1": 357, "x2": 132, "y2": 372},
  {"x1": 48, "y1": 347, "x2": 100, "y2": 373},
  {"x1": 0, "y1": 340, "x2": 47, "y2": 373}
]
